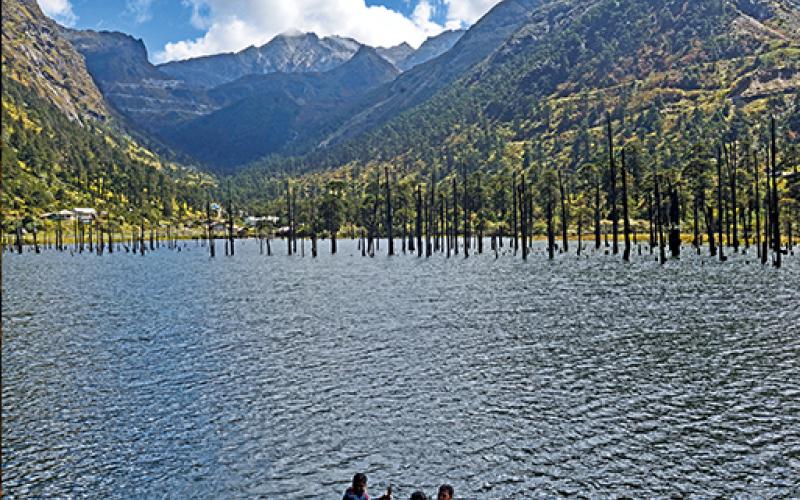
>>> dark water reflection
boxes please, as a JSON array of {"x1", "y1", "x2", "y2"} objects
[{"x1": 3, "y1": 240, "x2": 800, "y2": 498}]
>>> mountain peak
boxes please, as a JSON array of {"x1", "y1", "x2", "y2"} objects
[{"x1": 280, "y1": 28, "x2": 307, "y2": 38}]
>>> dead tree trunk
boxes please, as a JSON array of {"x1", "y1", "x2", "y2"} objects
[
  {"x1": 546, "y1": 195, "x2": 555, "y2": 260},
  {"x1": 512, "y1": 171, "x2": 519, "y2": 255},
  {"x1": 416, "y1": 185, "x2": 423, "y2": 258},
  {"x1": 558, "y1": 169, "x2": 569, "y2": 253},
  {"x1": 476, "y1": 175, "x2": 484, "y2": 255},
  {"x1": 463, "y1": 167, "x2": 469, "y2": 258},
  {"x1": 32, "y1": 221, "x2": 40, "y2": 254},
  {"x1": 771, "y1": 117, "x2": 781, "y2": 268},
  {"x1": 207, "y1": 199, "x2": 215, "y2": 258},
  {"x1": 227, "y1": 184, "x2": 235, "y2": 257},
  {"x1": 717, "y1": 147, "x2": 726, "y2": 262},
  {"x1": 668, "y1": 186, "x2": 681, "y2": 258},
  {"x1": 519, "y1": 177, "x2": 528, "y2": 261},
  {"x1": 654, "y1": 167, "x2": 666, "y2": 265},
  {"x1": 385, "y1": 166, "x2": 394, "y2": 256},
  {"x1": 286, "y1": 182, "x2": 293, "y2": 256},
  {"x1": 452, "y1": 177, "x2": 459, "y2": 255},
  {"x1": 693, "y1": 189, "x2": 701, "y2": 255},
  {"x1": 621, "y1": 149, "x2": 631, "y2": 262},
  {"x1": 594, "y1": 173, "x2": 602, "y2": 250},
  {"x1": 607, "y1": 113, "x2": 619, "y2": 255},
  {"x1": 729, "y1": 143, "x2": 739, "y2": 252},
  {"x1": 140, "y1": 217, "x2": 146, "y2": 256},
  {"x1": 15, "y1": 224, "x2": 23, "y2": 254},
  {"x1": 702, "y1": 190, "x2": 716, "y2": 257},
  {"x1": 424, "y1": 192, "x2": 431, "y2": 258}
]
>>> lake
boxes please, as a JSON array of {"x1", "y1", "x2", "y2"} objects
[{"x1": 3, "y1": 240, "x2": 800, "y2": 498}]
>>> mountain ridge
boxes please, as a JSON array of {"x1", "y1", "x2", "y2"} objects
[{"x1": 1, "y1": 0, "x2": 109, "y2": 122}]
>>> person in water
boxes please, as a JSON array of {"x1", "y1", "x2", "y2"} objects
[
  {"x1": 343, "y1": 473, "x2": 392, "y2": 500},
  {"x1": 409, "y1": 492, "x2": 428, "y2": 500},
  {"x1": 437, "y1": 484, "x2": 454, "y2": 500}
]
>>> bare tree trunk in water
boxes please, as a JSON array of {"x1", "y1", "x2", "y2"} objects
[
  {"x1": 654, "y1": 167, "x2": 666, "y2": 265},
  {"x1": 463, "y1": 166, "x2": 469, "y2": 258},
  {"x1": 385, "y1": 166, "x2": 394, "y2": 256},
  {"x1": 416, "y1": 185, "x2": 423, "y2": 258},
  {"x1": 445, "y1": 196, "x2": 451, "y2": 258},
  {"x1": 704, "y1": 208, "x2": 715, "y2": 259},
  {"x1": 228, "y1": 182, "x2": 235, "y2": 257},
  {"x1": 140, "y1": 218, "x2": 146, "y2": 256},
  {"x1": 519, "y1": 178, "x2": 527, "y2": 261},
  {"x1": 32, "y1": 221, "x2": 40, "y2": 254},
  {"x1": 423, "y1": 194, "x2": 431, "y2": 258},
  {"x1": 207, "y1": 199, "x2": 215, "y2": 258},
  {"x1": 621, "y1": 149, "x2": 631, "y2": 262},
  {"x1": 512, "y1": 171, "x2": 518, "y2": 255},
  {"x1": 668, "y1": 186, "x2": 681, "y2": 259},
  {"x1": 693, "y1": 191, "x2": 701, "y2": 255},
  {"x1": 717, "y1": 147, "x2": 726, "y2": 262},
  {"x1": 771, "y1": 117, "x2": 781, "y2": 268},
  {"x1": 558, "y1": 169, "x2": 569, "y2": 253},
  {"x1": 594, "y1": 174, "x2": 601, "y2": 250},
  {"x1": 452, "y1": 176, "x2": 458, "y2": 255},
  {"x1": 607, "y1": 113, "x2": 619, "y2": 255},
  {"x1": 546, "y1": 196, "x2": 555, "y2": 260},
  {"x1": 729, "y1": 143, "x2": 739, "y2": 252}
]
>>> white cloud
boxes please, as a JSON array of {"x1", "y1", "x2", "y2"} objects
[
  {"x1": 37, "y1": 0, "x2": 78, "y2": 26},
  {"x1": 444, "y1": 0, "x2": 502, "y2": 28},
  {"x1": 153, "y1": 0, "x2": 449, "y2": 63},
  {"x1": 126, "y1": 0, "x2": 156, "y2": 24}
]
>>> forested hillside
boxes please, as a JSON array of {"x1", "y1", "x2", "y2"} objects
[
  {"x1": 1, "y1": 0, "x2": 213, "y2": 235},
  {"x1": 225, "y1": 0, "x2": 798, "y2": 261}
]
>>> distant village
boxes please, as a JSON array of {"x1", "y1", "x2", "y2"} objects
[{"x1": 29, "y1": 205, "x2": 288, "y2": 239}]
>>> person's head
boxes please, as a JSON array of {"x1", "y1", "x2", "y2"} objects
[
  {"x1": 352, "y1": 473, "x2": 368, "y2": 494},
  {"x1": 437, "y1": 484, "x2": 454, "y2": 500},
  {"x1": 410, "y1": 492, "x2": 428, "y2": 500}
]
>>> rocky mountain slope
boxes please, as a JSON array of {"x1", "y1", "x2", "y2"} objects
[
  {"x1": 162, "y1": 47, "x2": 401, "y2": 171},
  {"x1": 2, "y1": 0, "x2": 209, "y2": 223},
  {"x1": 1, "y1": 0, "x2": 108, "y2": 122},
  {"x1": 310, "y1": 0, "x2": 799, "y2": 165},
  {"x1": 157, "y1": 32, "x2": 363, "y2": 89},
  {"x1": 63, "y1": 28, "x2": 215, "y2": 132},
  {"x1": 316, "y1": 0, "x2": 547, "y2": 149},
  {"x1": 397, "y1": 29, "x2": 465, "y2": 71},
  {"x1": 376, "y1": 42, "x2": 415, "y2": 67}
]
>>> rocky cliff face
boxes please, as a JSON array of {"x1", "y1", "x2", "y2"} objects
[
  {"x1": 376, "y1": 42, "x2": 415, "y2": 67},
  {"x1": 1, "y1": 0, "x2": 108, "y2": 122},
  {"x1": 397, "y1": 29, "x2": 466, "y2": 71},
  {"x1": 62, "y1": 29, "x2": 217, "y2": 132}
]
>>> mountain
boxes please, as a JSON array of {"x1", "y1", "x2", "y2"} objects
[
  {"x1": 157, "y1": 32, "x2": 362, "y2": 89},
  {"x1": 162, "y1": 47, "x2": 400, "y2": 172},
  {"x1": 317, "y1": 0, "x2": 546, "y2": 148},
  {"x1": 376, "y1": 42, "x2": 415, "y2": 67},
  {"x1": 230, "y1": 0, "x2": 798, "y2": 187},
  {"x1": 1, "y1": 0, "x2": 108, "y2": 122},
  {"x1": 63, "y1": 28, "x2": 216, "y2": 132},
  {"x1": 397, "y1": 29, "x2": 466, "y2": 71},
  {"x1": 2, "y1": 0, "x2": 209, "y2": 224}
]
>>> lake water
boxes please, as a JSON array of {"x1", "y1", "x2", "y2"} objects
[{"x1": 3, "y1": 240, "x2": 800, "y2": 498}]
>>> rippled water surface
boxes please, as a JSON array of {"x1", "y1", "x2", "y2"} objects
[{"x1": 3, "y1": 240, "x2": 800, "y2": 498}]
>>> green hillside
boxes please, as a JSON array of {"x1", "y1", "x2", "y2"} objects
[
  {"x1": 226, "y1": 0, "x2": 799, "y2": 249},
  {"x1": 1, "y1": 0, "x2": 215, "y2": 237},
  {"x1": 1, "y1": 78, "x2": 212, "y2": 227}
]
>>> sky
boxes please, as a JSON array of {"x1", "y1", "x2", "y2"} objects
[{"x1": 37, "y1": 0, "x2": 503, "y2": 64}]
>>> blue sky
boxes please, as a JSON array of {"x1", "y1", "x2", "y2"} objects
[{"x1": 38, "y1": 0, "x2": 500, "y2": 63}]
